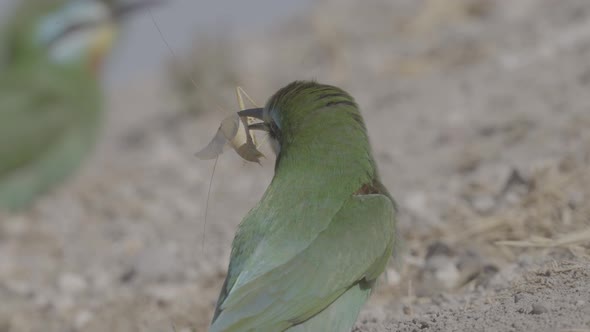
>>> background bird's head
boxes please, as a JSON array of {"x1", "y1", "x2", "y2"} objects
[{"x1": 6, "y1": 0, "x2": 160, "y2": 73}]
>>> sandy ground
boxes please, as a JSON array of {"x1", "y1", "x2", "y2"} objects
[{"x1": 1, "y1": 0, "x2": 590, "y2": 331}]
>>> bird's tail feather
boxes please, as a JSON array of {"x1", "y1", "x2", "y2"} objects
[{"x1": 285, "y1": 283, "x2": 371, "y2": 332}]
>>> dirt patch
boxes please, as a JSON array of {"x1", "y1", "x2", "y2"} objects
[{"x1": 1, "y1": 0, "x2": 590, "y2": 331}]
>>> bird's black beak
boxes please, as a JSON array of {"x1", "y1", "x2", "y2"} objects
[
  {"x1": 237, "y1": 108, "x2": 264, "y2": 120},
  {"x1": 112, "y1": 0, "x2": 164, "y2": 20},
  {"x1": 237, "y1": 108, "x2": 267, "y2": 131}
]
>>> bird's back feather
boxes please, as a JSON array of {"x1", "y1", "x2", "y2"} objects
[{"x1": 211, "y1": 193, "x2": 395, "y2": 332}]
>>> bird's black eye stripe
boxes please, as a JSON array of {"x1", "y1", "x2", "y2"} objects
[
  {"x1": 269, "y1": 121, "x2": 281, "y2": 140},
  {"x1": 315, "y1": 91, "x2": 356, "y2": 108},
  {"x1": 317, "y1": 92, "x2": 347, "y2": 100},
  {"x1": 326, "y1": 100, "x2": 356, "y2": 107},
  {"x1": 46, "y1": 21, "x2": 100, "y2": 49}
]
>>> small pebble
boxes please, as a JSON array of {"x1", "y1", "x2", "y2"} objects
[
  {"x1": 54, "y1": 295, "x2": 75, "y2": 313},
  {"x1": 530, "y1": 304, "x2": 549, "y2": 315},
  {"x1": 33, "y1": 292, "x2": 51, "y2": 309},
  {"x1": 1, "y1": 216, "x2": 30, "y2": 236},
  {"x1": 471, "y1": 195, "x2": 496, "y2": 214},
  {"x1": 59, "y1": 273, "x2": 87, "y2": 295},
  {"x1": 3, "y1": 280, "x2": 34, "y2": 297},
  {"x1": 514, "y1": 293, "x2": 525, "y2": 303},
  {"x1": 435, "y1": 262, "x2": 461, "y2": 289},
  {"x1": 403, "y1": 305, "x2": 413, "y2": 315},
  {"x1": 385, "y1": 267, "x2": 401, "y2": 287},
  {"x1": 425, "y1": 242, "x2": 452, "y2": 260},
  {"x1": 145, "y1": 285, "x2": 181, "y2": 304},
  {"x1": 74, "y1": 310, "x2": 94, "y2": 329}
]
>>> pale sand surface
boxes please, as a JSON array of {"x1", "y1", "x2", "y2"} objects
[{"x1": 1, "y1": 1, "x2": 589, "y2": 331}]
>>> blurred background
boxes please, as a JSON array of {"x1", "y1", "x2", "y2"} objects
[
  {"x1": 0, "y1": 0, "x2": 312, "y2": 85},
  {"x1": 0, "y1": 0, "x2": 589, "y2": 331}
]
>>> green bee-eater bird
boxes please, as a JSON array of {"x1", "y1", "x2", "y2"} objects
[
  {"x1": 0, "y1": 0, "x2": 159, "y2": 211},
  {"x1": 210, "y1": 81, "x2": 397, "y2": 332}
]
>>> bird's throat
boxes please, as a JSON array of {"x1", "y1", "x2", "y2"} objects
[{"x1": 88, "y1": 26, "x2": 116, "y2": 74}]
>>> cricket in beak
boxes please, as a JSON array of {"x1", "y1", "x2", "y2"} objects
[{"x1": 196, "y1": 108, "x2": 266, "y2": 163}]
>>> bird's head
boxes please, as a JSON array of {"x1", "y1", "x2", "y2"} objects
[
  {"x1": 10, "y1": 0, "x2": 160, "y2": 72},
  {"x1": 239, "y1": 81, "x2": 367, "y2": 156}
]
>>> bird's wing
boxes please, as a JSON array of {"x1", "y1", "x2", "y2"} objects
[
  {"x1": 0, "y1": 63, "x2": 96, "y2": 177},
  {"x1": 211, "y1": 193, "x2": 396, "y2": 332}
]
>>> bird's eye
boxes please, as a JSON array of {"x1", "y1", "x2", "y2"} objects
[
  {"x1": 269, "y1": 121, "x2": 281, "y2": 140},
  {"x1": 266, "y1": 108, "x2": 283, "y2": 139},
  {"x1": 269, "y1": 108, "x2": 281, "y2": 129}
]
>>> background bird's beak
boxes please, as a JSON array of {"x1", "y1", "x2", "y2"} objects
[{"x1": 112, "y1": 0, "x2": 164, "y2": 20}]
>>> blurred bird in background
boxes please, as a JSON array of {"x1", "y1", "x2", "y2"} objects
[{"x1": 0, "y1": 0, "x2": 160, "y2": 211}]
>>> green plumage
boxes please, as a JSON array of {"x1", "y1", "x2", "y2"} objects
[
  {"x1": 0, "y1": 1, "x2": 102, "y2": 211},
  {"x1": 211, "y1": 81, "x2": 397, "y2": 332}
]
